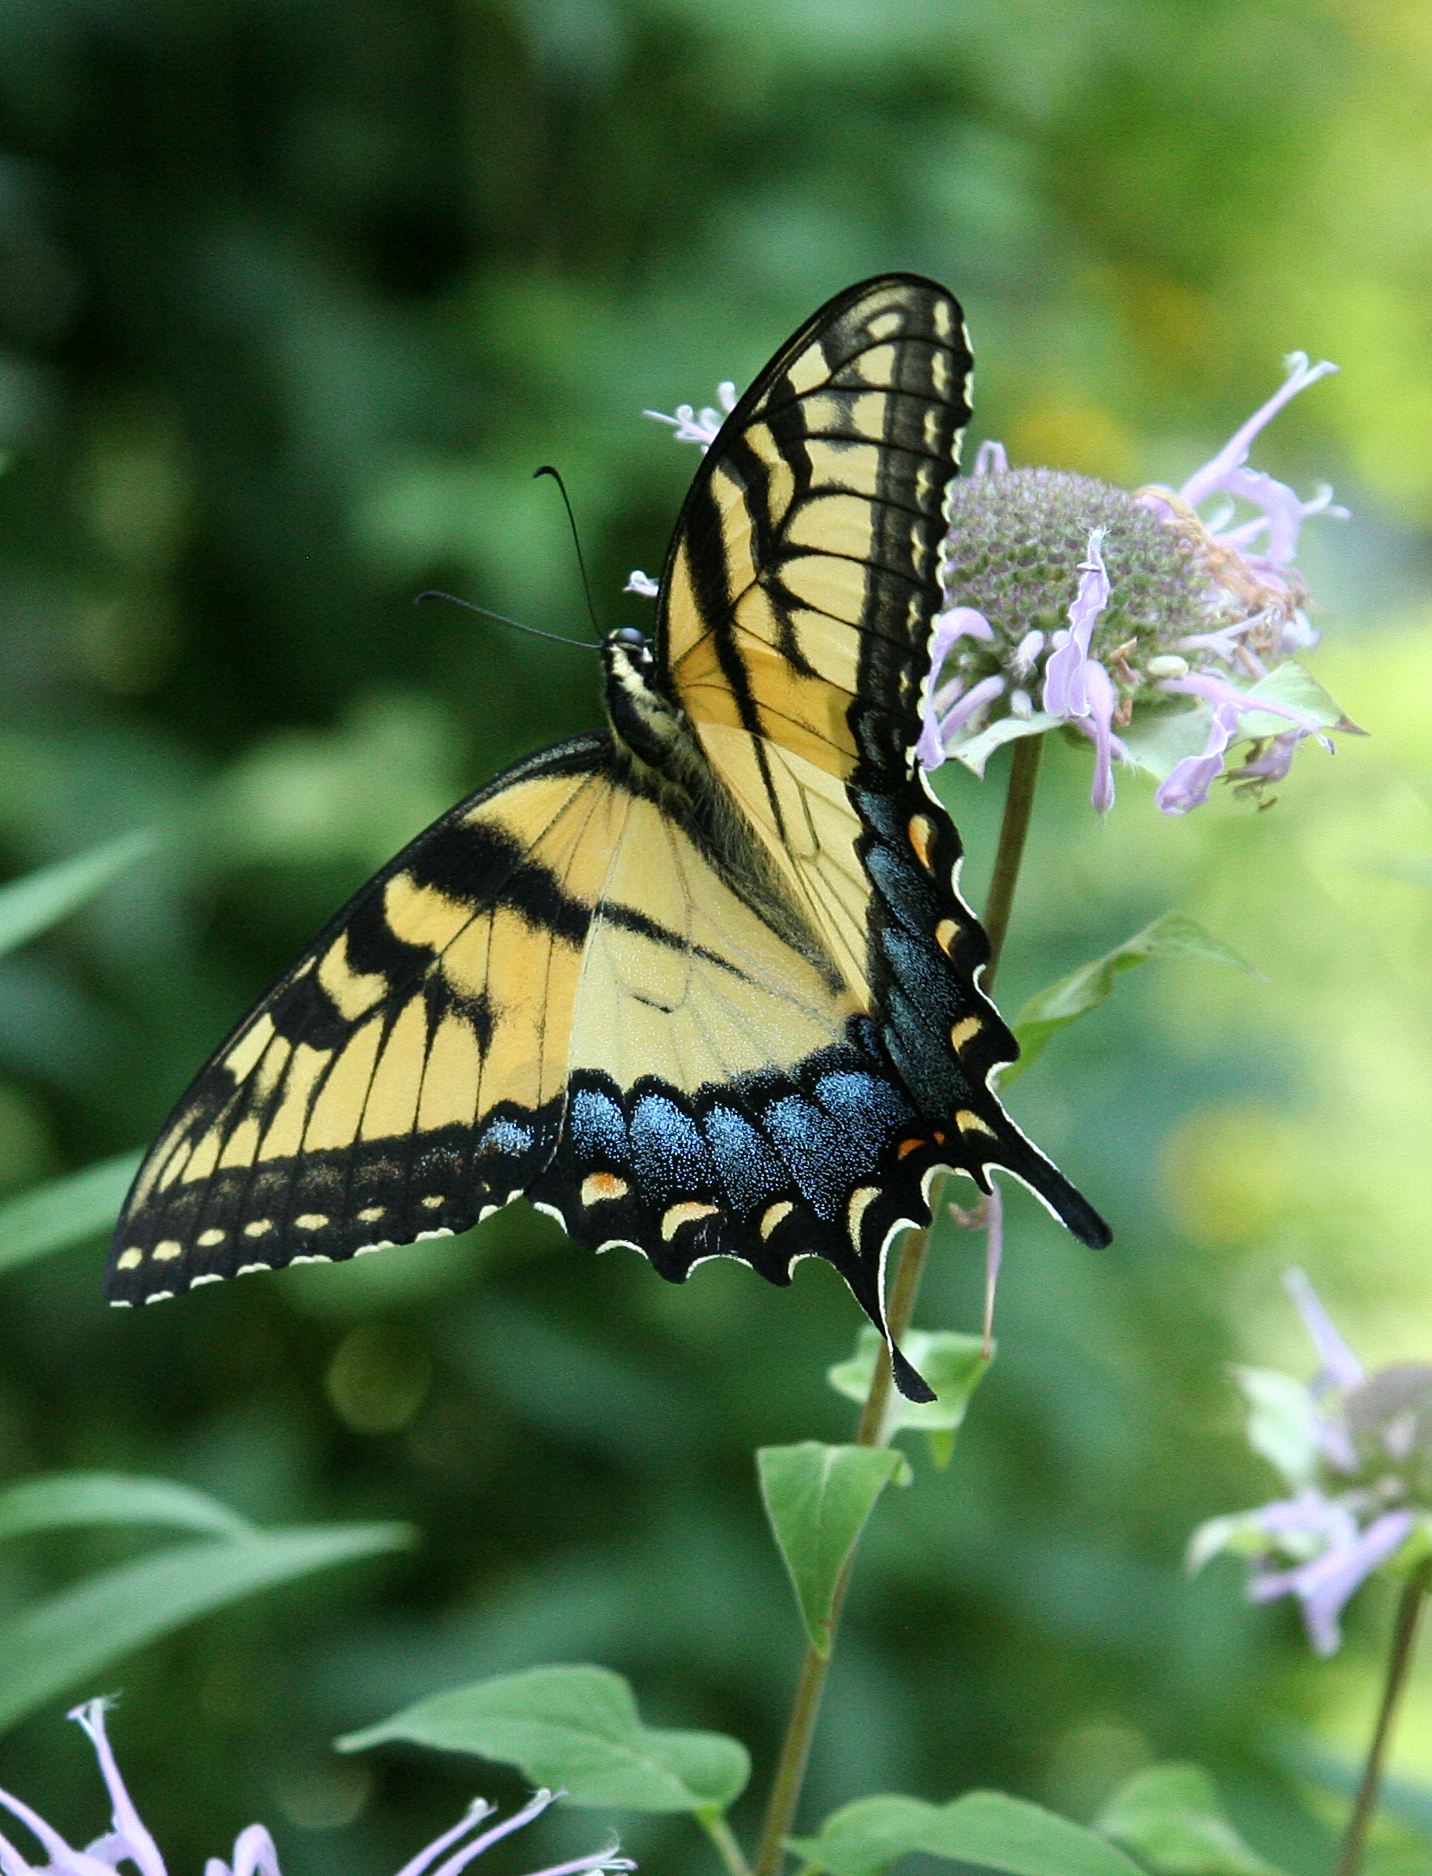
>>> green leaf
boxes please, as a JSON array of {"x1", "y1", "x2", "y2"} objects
[
  {"x1": 1185, "y1": 1508, "x2": 1281, "y2": 1574},
  {"x1": 790, "y1": 1790, "x2": 1148, "y2": 1876},
  {"x1": 0, "y1": 1151, "x2": 143, "y2": 1277},
  {"x1": 1119, "y1": 706, "x2": 1216, "y2": 785},
  {"x1": 1003, "y1": 913, "x2": 1259, "y2": 1086},
  {"x1": 1119, "y1": 662, "x2": 1358, "y2": 785},
  {"x1": 339, "y1": 1663, "x2": 749, "y2": 1816},
  {"x1": 828, "y1": 1326, "x2": 991, "y2": 1466},
  {"x1": 1231, "y1": 1367, "x2": 1319, "y2": 1491},
  {"x1": 0, "y1": 1521, "x2": 412, "y2": 1736},
  {"x1": 0, "y1": 1472, "x2": 257, "y2": 1543},
  {"x1": 1241, "y1": 661, "x2": 1356, "y2": 738},
  {"x1": 0, "y1": 830, "x2": 158, "y2": 960},
  {"x1": 757, "y1": 1442, "x2": 904, "y2": 1654},
  {"x1": 945, "y1": 712, "x2": 1060, "y2": 778},
  {"x1": 1097, "y1": 1764, "x2": 1282, "y2": 1876}
]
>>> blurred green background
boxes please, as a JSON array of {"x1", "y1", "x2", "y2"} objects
[{"x1": 0, "y1": 0, "x2": 1430, "y2": 1870}]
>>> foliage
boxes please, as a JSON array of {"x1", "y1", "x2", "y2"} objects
[{"x1": 0, "y1": 1, "x2": 1430, "y2": 1872}]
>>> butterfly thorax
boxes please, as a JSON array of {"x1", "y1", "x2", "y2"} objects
[{"x1": 601, "y1": 628, "x2": 693, "y2": 783}]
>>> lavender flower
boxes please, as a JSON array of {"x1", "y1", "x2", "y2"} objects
[
  {"x1": 0, "y1": 1703, "x2": 633, "y2": 1876},
  {"x1": 925, "y1": 353, "x2": 1356, "y2": 814},
  {"x1": 1190, "y1": 1272, "x2": 1432, "y2": 1656}
]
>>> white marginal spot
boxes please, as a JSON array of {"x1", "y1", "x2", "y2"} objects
[
  {"x1": 116, "y1": 1247, "x2": 143, "y2": 1271},
  {"x1": 236, "y1": 1262, "x2": 273, "y2": 1277},
  {"x1": 357, "y1": 1206, "x2": 385, "y2": 1223},
  {"x1": 189, "y1": 1273, "x2": 224, "y2": 1288},
  {"x1": 354, "y1": 1240, "x2": 395, "y2": 1256},
  {"x1": 152, "y1": 1240, "x2": 183, "y2": 1262},
  {"x1": 288, "y1": 1253, "x2": 332, "y2": 1265},
  {"x1": 415, "y1": 1227, "x2": 455, "y2": 1242},
  {"x1": 846, "y1": 1185, "x2": 881, "y2": 1246},
  {"x1": 110, "y1": 1299, "x2": 133, "y2": 1308},
  {"x1": 293, "y1": 1213, "x2": 329, "y2": 1231},
  {"x1": 419, "y1": 1194, "x2": 445, "y2": 1210},
  {"x1": 197, "y1": 1228, "x2": 227, "y2": 1248},
  {"x1": 243, "y1": 1219, "x2": 273, "y2": 1238},
  {"x1": 144, "y1": 1291, "x2": 174, "y2": 1304}
]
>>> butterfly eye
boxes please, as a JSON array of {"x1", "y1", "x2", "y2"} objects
[{"x1": 611, "y1": 626, "x2": 650, "y2": 649}]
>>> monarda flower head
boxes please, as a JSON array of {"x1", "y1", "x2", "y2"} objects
[
  {"x1": 1190, "y1": 1272, "x2": 1432, "y2": 1656},
  {"x1": 923, "y1": 356, "x2": 1359, "y2": 814}
]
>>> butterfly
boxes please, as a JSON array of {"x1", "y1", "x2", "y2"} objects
[{"x1": 107, "y1": 274, "x2": 1108, "y2": 1402}]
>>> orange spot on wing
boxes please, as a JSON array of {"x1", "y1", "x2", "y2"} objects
[{"x1": 907, "y1": 813, "x2": 938, "y2": 872}]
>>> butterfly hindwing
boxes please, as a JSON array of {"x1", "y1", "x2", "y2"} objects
[{"x1": 658, "y1": 274, "x2": 1108, "y2": 1260}]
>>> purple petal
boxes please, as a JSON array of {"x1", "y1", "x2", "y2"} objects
[
  {"x1": 918, "y1": 610, "x2": 994, "y2": 768},
  {"x1": 428, "y1": 1792, "x2": 562, "y2": 1876},
  {"x1": 391, "y1": 1803, "x2": 499, "y2": 1876},
  {"x1": 526, "y1": 1851, "x2": 635, "y2": 1876},
  {"x1": 1179, "y1": 354, "x2": 1338, "y2": 511},
  {"x1": 1158, "y1": 670, "x2": 1324, "y2": 733},
  {"x1": 1284, "y1": 1268, "x2": 1365, "y2": 1391},
  {"x1": 930, "y1": 674, "x2": 1005, "y2": 757},
  {"x1": 981, "y1": 1183, "x2": 1004, "y2": 1355},
  {"x1": 1255, "y1": 1488, "x2": 1358, "y2": 1549},
  {"x1": 1087, "y1": 660, "x2": 1121, "y2": 814},
  {"x1": 1154, "y1": 701, "x2": 1240, "y2": 816},
  {"x1": 0, "y1": 1824, "x2": 40, "y2": 1876},
  {"x1": 69, "y1": 1704, "x2": 166, "y2": 1876},
  {"x1": 973, "y1": 440, "x2": 1008, "y2": 475},
  {"x1": 223, "y1": 1826, "x2": 282, "y2": 1876},
  {"x1": 1278, "y1": 1510, "x2": 1413, "y2": 1656},
  {"x1": 1041, "y1": 530, "x2": 1109, "y2": 719}
]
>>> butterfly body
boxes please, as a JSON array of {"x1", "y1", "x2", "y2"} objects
[{"x1": 109, "y1": 275, "x2": 1108, "y2": 1400}]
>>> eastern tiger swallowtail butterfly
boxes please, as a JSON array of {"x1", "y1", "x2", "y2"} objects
[{"x1": 107, "y1": 274, "x2": 1109, "y2": 1402}]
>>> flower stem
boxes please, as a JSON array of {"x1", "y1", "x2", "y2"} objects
[
  {"x1": 749, "y1": 744, "x2": 1043, "y2": 1876},
  {"x1": 1336, "y1": 1559, "x2": 1432, "y2": 1876},
  {"x1": 981, "y1": 734, "x2": 1043, "y2": 985}
]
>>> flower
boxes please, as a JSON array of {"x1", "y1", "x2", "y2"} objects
[
  {"x1": 1190, "y1": 1272, "x2": 1432, "y2": 1655},
  {"x1": 0, "y1": 1702, "x2": 633, "y2": 1876},
  {"x1": 640, "y1": 357, "x2": 1355, "y2": 814},
  {"x1": 924, "y1": 352, "x2": 1356, "y2": 814},
  {"x1": 643, "y1": 380, "x2": 737, "y2": 453}
]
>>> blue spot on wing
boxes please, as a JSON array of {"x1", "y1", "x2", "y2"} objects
[
  {"x1": 629, "y1": 1094, "x2": 714, "y2": 1199},
  {"x1": 814, "y1": 1070, "x2": 913, "y2": 1132},
  {"x1": 704, "y1": 1104, "x2": 787, "y2": 1213},
  {"x1": 477, "y1": 1118, "x2": 533, "y2": 1158},
  {"x1": 569, "y1": 1089, "x2": 627, "y2": 1161}
]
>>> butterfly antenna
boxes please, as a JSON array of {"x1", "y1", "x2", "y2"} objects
[
  {"x1": 413, "y1": 591, "x2": 600, "y2": 651},
  {"x1": 533, "y1": 464, "x2": 601, "y2": 643}
]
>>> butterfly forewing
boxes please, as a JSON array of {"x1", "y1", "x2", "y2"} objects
[{"x1": 109, "y1": 736, "x2": 617, "y2": 1301}]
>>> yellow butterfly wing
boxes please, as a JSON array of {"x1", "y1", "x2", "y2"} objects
[
  {"x1": 655, "y1": 274, "x2": 1109, "y2": 1250},
  {"x1": 108, "y1": 736, "x2": 620, "y2": 1300}
]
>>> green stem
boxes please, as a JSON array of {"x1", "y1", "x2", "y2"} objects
[
  {"x1": 701, "y1": 1809, "x2": 756, "y2": 1876},
  {"x1": 1336, "y1": 1559, "x2": 1432, "y2": 1876},
  {"x1": 749, "y1": 742, "x2": 1044, "y2": 1876},
  {"x1": 981, "y1": 734, "x2": 1043, "y2": 988}
]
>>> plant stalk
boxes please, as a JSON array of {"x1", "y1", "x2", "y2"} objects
[
  {"x1": 981, "y1": 734, "x2": 1043, "y2": 985},
  {"x1": 701, "y1": 1810, "x2": 755, "y2": 1876},
  {"x1": 749, "y1": 740, "x2": 1043, "y2": 1876},
  {"x1": 1336, "y1": 1558, "x2": 1432, "y2": 1876}
]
